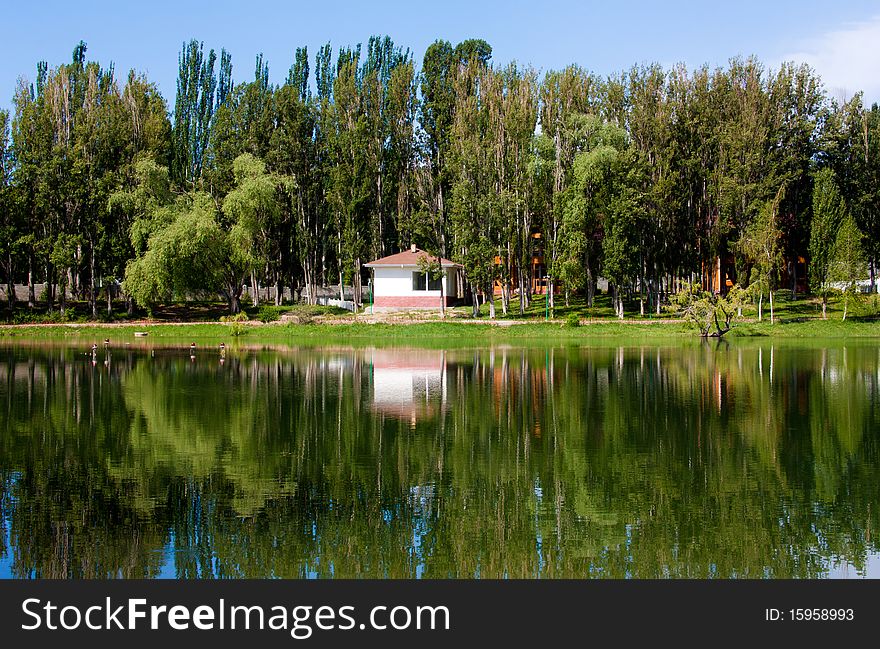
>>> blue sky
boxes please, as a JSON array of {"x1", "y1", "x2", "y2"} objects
[{"x1": 3, "y1": 0, "x2": 880, "y2": 112}]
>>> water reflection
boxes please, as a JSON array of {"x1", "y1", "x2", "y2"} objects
[
  {"x1": 370, "y1": 349, "x2": 449, "y2": 425},
  {"x1": 0, "y1": 341, "x2": 878, "y2": 578}
]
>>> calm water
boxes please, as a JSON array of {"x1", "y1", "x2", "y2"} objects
[{"x1": 1, "y1": 339, "x2": 878, "y2": 579}]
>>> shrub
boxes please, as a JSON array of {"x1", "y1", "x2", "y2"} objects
[
  {"x1": 220, "y1": 312, "x2": 250, "y2": 323},
  {"x1": 256, "y1": 305, "x2": 284, "y2": 322},
  {"x1": 565, "y1": 313, "x2": 581, "y2": 328},
  {"x1": 670, "y1": 282, "x2": 745, "y2": 337}
]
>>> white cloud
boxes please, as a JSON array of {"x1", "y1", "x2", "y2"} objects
[{"x1": 781, "y1": 15, "x2": 880, "y2": 105}]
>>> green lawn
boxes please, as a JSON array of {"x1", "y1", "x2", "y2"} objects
[{"x1": 457, "y1": 290, "x2": 880, "y2": 323}]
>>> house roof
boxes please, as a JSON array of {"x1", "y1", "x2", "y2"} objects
[{"x1": 364, "y1": 247, "x2": 461, "y2": 268}]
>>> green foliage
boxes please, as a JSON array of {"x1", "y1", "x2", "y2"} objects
[
  {"x1": 222, "y1": 153, "x2": 289, "y2": 274},
  {"x1": 564, "y1": 313, "x2": 581, "y2": 327},
  {"x1": 669, "y1": 283, "x2": 745, "y2": 337},
  {"x1": 219, "y1": 312, "x2": 250, "y2": 322},
  {"x1": 738, "y1": 189, "x2": 785, "y2": 322},
  {"x1": 809, "y1": 168, "x2": 846, "y2": 315},
  {"x1": 829, "y1": 213, "x2": 866, "y2": 320},
  {"x1": 220, "y1": 312, "x2": 250, "y2": 336},
  {"x1": 1, "y1": 39, "x2": 874, "y2": 326},
  {"x1": 172, "y1": 40, "x2": 217, "y2": 186},
  {"x1": 255, "y1": 305, "x2": 284, "y2": 322},
  {"x1": 123, "y1": 192, "x2": 228, "y2": 306}
]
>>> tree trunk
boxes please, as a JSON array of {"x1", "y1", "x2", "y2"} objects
[
  {"x1": 757, "y1": 292, "x2": 763, "y2": 322},
  {"x1": 227, "y1": 284, "x2": 243, "y2": 314},
  {"x1": 89, "y1": 245, "x2": 97, "y2": 318},
  {"x1": 871, "y1": 258, "x2": 876, "y2": 295},
  {"x1": 488, "y1": 283, "x2": 496, "y2": 319},
  {"x1": 5, "y1": 253, "x2": 14, "y2": 310},
  {"x1": 639, "y1": 261, "x2": 645, "y2": 316},
  {"x1": 437, "y1": 255, "x2": 446, "y2": 319},
  {"x1": 518, "y1": 267, "x2": 526, "y2": 316},
  {"x1": 27, "y1": 256, "x2": 35, "y2": 308},
  {"x1": 276, "y1": 249, "x2": 283, "y2": 306},
  {"x1": 822, "y1": 294, "x2": 827, "y2": 320},
  {"x1": 614, "y1": 285, "x2": 624, "y2": 320},
  {"x1": 354, "y1": 258, "x2": 362, "y2": 309},
  {"x1": 655, "y1": 275, "x2": 662, "y2": 316},
  {"x1": 586, "y1": 263, "x2": 595, "y2": 308},
  {"x1": 769, "y1": 289, "x2": 774, "y2": 324}
]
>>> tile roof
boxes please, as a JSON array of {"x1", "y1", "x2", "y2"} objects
[{"x1": 365, "y1": 248, "x2": 461, "y2": 268}]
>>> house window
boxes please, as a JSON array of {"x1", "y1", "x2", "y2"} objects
[
  {"x1": 412, "y1": 272, "x2": 443, "y2": 291},
  {"x1": 412, "y1": 272, "x2": 426, "y2": 291}
]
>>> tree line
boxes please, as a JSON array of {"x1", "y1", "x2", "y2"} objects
[{"x1": 0, "y1": 38, "x2": 878, "y2": 317}]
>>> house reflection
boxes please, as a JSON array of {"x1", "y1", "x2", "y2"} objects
[{"x1": 368, "y1": 349, "x2": 448, "y2": 425}]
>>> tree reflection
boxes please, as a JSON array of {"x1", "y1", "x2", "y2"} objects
[{"x1": 0, "y1": 341, "x2": 878, "y2": 578}]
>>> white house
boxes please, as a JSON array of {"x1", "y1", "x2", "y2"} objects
[{"x1": 365, "y1": 245, "x2": 462, "y2": 311}]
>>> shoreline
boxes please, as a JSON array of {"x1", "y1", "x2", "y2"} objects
[{"x1": 1, "y1": 316, "x2": 879, "y2": 342}]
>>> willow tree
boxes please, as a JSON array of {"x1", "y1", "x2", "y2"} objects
[
  {"x1": 121, "y1": 158, "x2": 281, "y2": 314},
  {"x1": 222, "y1": 154, "x2": 291, "y2": 307}
]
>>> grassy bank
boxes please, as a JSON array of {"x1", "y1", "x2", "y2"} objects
[
  {"x1": 1, "y1": 314, "x2": 878, "y2": 344},
  {"x1": 1, "y1": 293, "x2": 878, "y2": 344}
]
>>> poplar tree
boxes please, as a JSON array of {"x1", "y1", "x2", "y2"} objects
[
  {"x1": 173, "y1": 40, "x2": 217, "y2": 187},
  {"x1": 809, "y1": 168, "x2": 845, "y2": 318},
  {"x1": 829, "y1": 214, "x2": 865, "y2": 320}
]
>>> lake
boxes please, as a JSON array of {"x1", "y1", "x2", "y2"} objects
[{"x1": 1, "y1": 339, "x2": 878, "y2": 578}]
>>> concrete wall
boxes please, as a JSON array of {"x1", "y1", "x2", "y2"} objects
[{"x1": 373, "y1": 295, "x2": 457, "y2": 309}]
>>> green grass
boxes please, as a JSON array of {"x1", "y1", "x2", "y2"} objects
[
  {"x1": 459, "y1": 290, "x2": 880, "y2": 322},
  {"x1": 2, "y1": 314, "x2": 878, "y2": 346}
]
